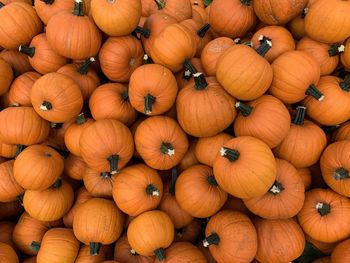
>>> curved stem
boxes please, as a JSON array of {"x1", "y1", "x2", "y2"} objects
[
  {"x1": 197, "y1": 23, "x2": 210, "y2": 38},
  {"x1": 220, "y1": 147, "x2": 240, "y2": 162},
  {"x1": 40, "y1": 101, "x2": 53, "y2": 111},
  {"x1": 240, "y1": 0, "x2": 252, "y2": 5},
  {"x1": 203, "y1": 233, "x2": 220, "y2": 247},
  {"x1": 305, "y1": 84, "x2": 325, "y2": 101},
  {"x1": 169, "y1": 167, "x2": 177, "y2": 195},
  {"x1": 134, "y1": 26, "x2": 150, "y2": 38},
  {"x1": 121, "y1": 91, "x2": 129, "y2": 101},
  {"x1": 89, "y1": 242, "x2": 101, "y2": 256},
  {"x1": 333, "y1": 168, "x2": 350, "y2": 180},
  {"x1": 235, "y1": 101, "x2": 252, "y2": 117},
  {"x1": 108, "y1": 155, "x2": 119, "y2": 174},
  {"x1": 73, "y1": 0, "x2": 84, "y2": 16},
  {"x1": 52, "y1": 178, "x2": 62, "y2": 188},
  {"x1": 316, "y1": 202, "x2": 331, "y2": 216},
  {"x1": 256, "y1": 36, "x2": 272, "y2": 57},
  {"x1": 269, "y1": 181, "x2": 285, "y2": 195},
  {"x1": 19, "y1": 45, "x2": 35, "y2": 58},
  {"x1": 160, "y1": 142, "x2": 175, "y2": 156},
  {"x1": 207, "y1": 175, "x2": 218, "y2": 186},
  {"x1": 154, "y1": 248, "x2": 166, "y2": 261},
  {"x1": 293, "y1": 106, "x2": 306, "y2": 125},
  {"x1": 40, "y1": 0, "x2": 55, "y2": 4},
  {"x1": 77, "y1": 57, "x2": 95, "y2": 75},
  {"x1": 144, "y1": 94, "x2": 156, "y2": 115},
  {"x1": 15, "y1": 144, "x2": 26, "y2": 158},
  {"x1": 328, "y1": 44, "x2": 345, "y2": 57},
  {"x1": 146, "y1": 184, "x2": 160, "y2": 196},
  {"x1": 29, "y1": 241, "x2": 41, "y2": 252},
  {"x1": 340, "y1": 75, "x2": 350, "y2": 92}
]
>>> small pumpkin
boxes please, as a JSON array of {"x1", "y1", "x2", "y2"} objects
[
  {"x1": 333, "y1": 121, "x2": 350, "y2": 141},
  {"x1": 0, "y1": 138, "x2": 16, "y2": 158},
  {"x1": 75, "y1": 244, "x2": 112, "y2": 263},
  {"x1": 297, "y1": 167, "x2": 312, "y2": 190},
  {"x1": 83, "y1": 168, "x2": 115, "y2": 198},
  {"x1": 0, "y1": 242, "x2": 18, "y2": 263},
  {"x1": 0, "y1": 49, "x2": 33, "y2": 75},
  {"x1": 153, "y1": 0, "x2": 192, "y2": 21},
  {"x1": 0, "y1": 58, "x2": 13, "y2": 96},
  {"x1": 287, "y1": 8, "x2": 308, "y2": 40},
  {"x1": 174, "y1": 219, "x2": 202, "y2": 243},
  {"x1": 73, "y1": 198, "x2": 125, "y2": 256},
  {"x1": 155, "y1": 242, "x2": 207, "y2": 263},
  {"x1": 331, "y1": 239, "x2": 350, "y2": 263},
  {"x1": 34, "y1": 0, "x2": 74, "y2": 25},
  {"x1": 0, "y1": 160, "x2": 24, "y2": 202}
]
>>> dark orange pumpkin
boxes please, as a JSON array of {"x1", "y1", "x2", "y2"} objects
[
  {"x1": 153, "y1": 0, "x2": 192, "y2": 21},
  {"x1": 0, "y1": 58, "x2": 13, "y2": 96},
  {"x1": 46, "y1": 0, "x2": 102, "y2": 60},
  {"x1": 287, "y1": 8, "x2": 308, "y2": 40},
  {"x1": 192, "y1": 4, "x2": 207, "y2": 24},
  {"x1": 213, "y1": 136, "x2": 276, "y2": 198},
  {"x1": 223, "y1": 195, "x2": 252, "y2": 215},
  {"x1": 178, "y1": 140, "x2": 199, "y2": 172},
  {"x1": 234, "y1": 95, "x2": 291, "y2": 148},
  {"x1": 298, "y1": 188, "x2": 350, "y2": 243},
  {"x1": 331, "y1": 239, "x2": 350, "y2": 263},
  {"x1": 44, "y1": 118, "x2": 75, "y2": 150},
  {"x1": 83, "y1": 168, "x2": 116, "y2": 198},
  {"x1": 334, "y1": 121, "x2": 350, "y2": 141},
  {"x1": 203, "y1": 210, "x2": 257, "y2": 263},
  {"x1": 34, "y1": 0, "x2": 74, "y2": 25},
  {"x1": 175, "y1": 164, "x2": 227, "y2": 218},
  {"x1": 31, "y1": 73, "x2": 83, "y2": 123},
  {"x1": 0, "y1": 49, "x2": 33, "y2": 75},
  {"x1": 254, "y1": 218, "x2": 305, "y2": 263},
  {"x1": 0, "y1": 200, "x2": 23, "y2": 220},
  {"x1": 99, "y1": 36, "x2": 144, "y2": 82},
  {"x1": 0, "y1": 138, "x2": 16, "y2": 158},
  {"x1": 155, "y1": 242, "x2": 207, "y2": 263},
  {"x1": 0, "y1": 242, "x2": 18, "y2": 263},
  {"x1": 73, "y1": 198, "x2": 125, "y2": 256},
  {"x1": 135, "y1": 116, "x2": 189, "y2": 170},
  {"x1": 79, "y1": 119, "x2": 134, "y2": 174},
  {"x1": 0, "y1": 160, "x2": 24, "y2": 202}
]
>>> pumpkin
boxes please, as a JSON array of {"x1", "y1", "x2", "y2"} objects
[
  {"x1": 254, "y1": 218, "x2": 305, "y2": 263},
  {"x1": 64, "y1": 114, "x2": 94, "y2": 156},
  {"x1": 253, "y1": 0, "x2": 307, "y2": 25},
  {"x1": 44, "y1": 118, "x2": 75, "y2": 150},
  {"x1": 46, "y1": 0, "x2": 102, "y2": 60},
  {"x1": 127, "y1": 210, "x2": 174, "y2": 260},
  {"x1": 57, "y1": 59, "x2": 101, "y2": 102},
  {"x1": 341, "y1": 38, "x2": 350, "y2": 69},
  {"x1": 150, "y1": 23, "x2": 197, "y2": 72},
  {"x1": 83, "y1": 168, "x2": 116, "y2": 198},
  {"x1": 23, "y1": 179, "x2": 74, "y2": 221},
  {"x1": 0, "y1": 49, "x2": 33, "y2": 75},
  {"x1": 34, "y1": 0, "x2": 74, "y2": 25},
  {"x1": 234, "y1": 95, "x2": 291, "y2": 148},
  {"x1": 90, "y1": 0, "x2": 142, "y2": 36},
  {"x1": 297, "y1": 37, "x2": 343, "y2": 76},
  {"x1": 273, "y1": 106, "x2": 327, "y2": 168},
  {"x1": 305, "y1": 0, "x2": 350, "y2": 44},
  {"x1": 331, "y1": 239, "x2": 350, "y2": 263},
  {"x1": 178, "y1": 140, "x2": 199, "y2": 172},
  {"x1": 79, "y1": 119, "x2": 134, "y2": 174},
  {"x1": 287, "y1": 8, "x2": 308, "y2": 40},
  {"x1": 19, "y1": 33, "x2": 69, "y2": 74},
  {"x1": 192, "y1": 5, "x2": 207, "y2": 24},
  {"x1": 134, "y1": 116, "x2": 189, "y2": 170},
  {"x1": 269, "y1": 50, "x2": 322, "y2": 103},
  {"x1": 174, "y1": 219, "x2": 202, "y2": 243},
  {"x1": 154, "y1": 242, "x2": 207, "y2": 263},
  {"x1": 203, "y1": 210, "x2": 257, "y2": 263},
  {"x1": 251, "y1": 26, "x2": 295, "y2": 62},
  {"x1": 200, "y1": 37, "x2": 235, "y2": 76},
  {"x1": 0, "y1": 2, "x2": 42, "y2": 49},
  {"x1": 298, "y1": 188, "x2": 350, "y2": 243},
  {"x1": 176, "y1": 76, "x2": 236, "y2": 137},
  {"x1": 302, "y1": 76, "x2": 350, "y2": 125},
  {"x1": 8, "y1": 71, "x2": 41, "y2": 107},
  {"x1": 31, "y1": 73, "x2": 83, "y2": 123},
  {"x1": 153, "y1": 0, "x2": 192, "y2": 21},
  {"x1": 129, "y1": 64, "x2": 178, "y2": 116},
  {"x1": 0, "y1": 200, "x2": 22, "y2": 220},
  {"x1": 194, "y1": 133, "x2": 233, "y2": 167},
  {"x1": 213, "y1": 136, "x2": 276, "y2": 199},
  {"x1": 75, "y1": 244, "x2": 112, "y2": 263},
  {"x1": 0, "y1": 242, "x2": 18, "y2": 263},
  {"x1": 14, "y1": 145, "x2": 64, "y2": 190},
  {"x1": 114, "y1": 234, "x2": 154, "y2": 263},
  {"x1": 0, "y1": 160, "x2": 24, "y2": 202},
  {"x1": 0, "y1": 221, "x2": 15, "y2": 247},
  {"x1": 334, "y1": 121, "x2": 350, "y2": 141},
  {"x1": 243, "y1": 158, "x2": 305, "y2": 219},
  {"x1": 99, "y1": 36, "x2": 144, "y2": 82},
  {"x1": 62, "y1": 187, "x2": 92, "y2": 228},
  {"x1": 141, "y1": 0, "x2": 158, "y2": 16},
  {"x1": 0, "y1": 138, "x2": 16, "y2": 158},
  {"x1": 89, "y1": 83, "x2": 137, "y2": 126},
  {"x1": 175, "y1": 164, "x2": 227, "y2": 218},
  {"x1": 73, "y1": 198, "x2": 125, "y2": 255},
  {"x1": 0, "y1": 58, "x2": 13, "y2": 96},
  {"x1": 216, "y1": 43, "x2": 273, "y2": 101},
  {"x1": 112, "y1": 164, "x2": 163, "y2": 216},
  {"x1": 0, "y1": 107, "x2": 49, "y2": 146},
  {"x1": 37, "y1": 228, "x2": 80, "y2": 263},
  {"x1": 209, "y1": 0, "x2": 255, "y2": 38},
  {"x1": 297, "y1": 167, "x2": 312, "y2": 190}
]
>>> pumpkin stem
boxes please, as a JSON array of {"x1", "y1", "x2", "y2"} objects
[
  {"x1": 154, "y1": 0, "x2": 165, "y2": 9},
  {"x1": 134, "y1": 26, "x2": 150, "y2": 38},
  {"x1": 144, "y1": 94, "x2": 156, "y2": 115},
  {"x1": 16, "y1": 193, "x2": 24, "y2": 206},
  {"x1": 207, "y1": 175, "x2": 218, "y2": 186},
  {"x1": 240, "y1": 0, "x2": 252, "y2": 5},
  {"x1": 89, "y1": 242, "x2": 101, "y2": 256},
  {"x1": 18, "y1": 45, "x2": 35, "y2": 58},
  {"x1": 0, "y1": 2, "x2": 4, "y2": 7},
  {"x1": 52, "y1": 178, "x2": 62, "y2": 188},
  {"x1": 235, "y1": 101, "x2": 253, "y2": 117},
  {"x1": 48, "y1": 146, "x2": 70, "y2": 158},
  {"x1": 143, "y1": 54, "x2": 153, "y2": 65},
  {"x1": 107, "y1": 155, "x2": 119, "y2": 174},
  {"x1": 194, "y1": 72, "x2": 208, "y2": 90},
  {"x1": 121, "y1": 91, "x2": 129, "y2": 101},
  {"x1": 305, "y1": 84, "x2": 325, "y2": 101},
  {"x1": 145, "y1": 184, "x2": 160, "y2": 196},
  {"x1": 340, "y1": 75, "x2": 350, "y2": 92},
  {"x1": 293, "y1": 106, "x2": 306, "y2": 125},
  {"x1": 29, "y1": 241, "x2": 41, "y2": 252},
  {"x1": 183, "y1": 59, "x2": 199, "y2": 75},
  {"x1": 73, "y1": 0, "x2": 84, "y2": 16},
  {"x1": 50, "y1": 122, "x2": 63, "y2": 129},
  {"x1": 197, "y1": 23, "x2": 211, "y2": 38},
  {"x1": 75, "y1": 112, "x2": 86, "y2": 125},
  {"x1": 316, "y1": 202, "x2": 331, "y2": 216},
  {"x1": 220, "y1": 147, "x2": 240, "y2": 162},
  {"x1": 269, "y1": 181, "x2": 285, "y2": 195},
  {"x1": 203, "y1": 233, "x2": 220, "y2": 247},
  {"x1": 301, "y1": 7, "x2": 308, "y2": 18},
  {"x1": 333, "y1": 168, "x2": 350, "y2": 180},
  {"x1": 40, "y1": 0, "x2": 55, "y2": 4},
  {"x1": 160, "y1": 142, "x2": 175, "y2": 156},
  {"x1": 40, "y1": 101, "x2": 53, "y2": 111},
  {"x1": 77, "y1": 57, "x2": 95, "y2": 75},
  {"x1": 169, "y1": 167, "x2": 177, "y2": 195},
  {"x1": 130, "y1": 248, "x2": 138, "y2": 256},
  {"x1": 328, "y1": 44, "x2": 345, "y2": 57},
  {"x1": 322, "y1": 125, "x2": 340, "y2": 135},
  {"x1": 154, "y1": 248, "x2": 166, "y2": 261},
  {"x1": 100, "y1": 172, "x2": 111, "y2": 179},
  {"x1": 256, "y1": 36, "x2": 272, "y2": 57},
  {"x1": 15, "y1": 144, "x2": 26, "y2": 158}
]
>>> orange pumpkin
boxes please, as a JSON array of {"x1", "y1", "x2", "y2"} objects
[
  {"x1": 298, "y1": 188, "x2": 350, "y2": 243},
  {"x1": 0, "y1": 242, "x2": 19, "y2": 263},
  {"x1": 89, "y1": 83, "x2": 137, "y2": 126},
  {"x1": 203, "y1": 210, "x2": 257, "y2": 263},
  {"x1": 297, "y1": 167, "x2": 312, "y2": 190},
  {"x1": 135, "y1": 116, "x2": 189, "y2": 170},
  {"x1": 75, "y1": 244, "x2": 112, "y2": 263},
  {"x1": 73, "y1": 198, "x2": 125, "y2": 255},
  {"x1": 331, "y1": 239, "x2": 350, "y2": 263},
  {"x1": 0, "y1": 138, "x2": 16, "y2": 158},
  {"x1": 99, "y1": 36, "x2": 144, "y2": 82},
  {"x1": 43, "y1": 118, "x2": 75, "y2": 150},
  {"x1": 79, "y1": 119, "x2": 134, "y2": 174},
  {"x1": 341, "y1": 37, "x2": 350, "y2": 69},
  {"x1": 0, "y1": 49, "x2": 33, "y2": 75},
  {"x1": 153, "y1": 0, "x2": 192, "y2": 21},
  {"x1": 0, "y1": 58, "x2": 13, "y2": 96},
  {"x1": 83, "y1": 168, "x2": 116, "y2": 198},
  {"x1": 234, "y1": 95, "x2": 291, "y2": 148},
  {"x1": 213, "y1": 136, "x2": 276, "y2": 198},
  {"x1": 155, "y1": 242, "x2": 207, "y2": 263},
  {"x1": 0, "y1": 160, "x2": 24, "y2": 202},
  {"x1": 333, "y1": 121, "x2": 350, "y2": 141},
  {"x1": 0, "y1": 221, "x2": 15, "y2": 247},
  {"x1": 287, "y1": 8, "x2": 308, "y2": 40},
  {"x1": 34, "y1": 0, "x2": 74, "y2": 25},
  {"x1": 306, "y1": 235, "x2": 339, "y2": 255},
  {"x1": 254, "y1": 218, "x2": 305, "y2": 263}
]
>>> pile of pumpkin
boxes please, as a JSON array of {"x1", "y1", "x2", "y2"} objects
[{"x1": 1, "y1": 0, "x2": 350, "y2": 262}]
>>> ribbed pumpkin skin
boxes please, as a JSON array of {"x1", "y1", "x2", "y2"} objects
[
  {"x1": 34, "y1": 0, "x2": 74, "y2": 25},
  {"x1": 334, "y1": 121, "x2": 350, "y2": 142},
  {"x1": 154, "y1": 0, "x2": 192, "y2": 21},
  {"x1": 64, "y1": 154, "x2": 87, "y2": 181},
  {"x1": 154, "y1": 242, "x2": 207, "y2": 263},
  {"x1": 0, "y1": 2, "x2": 42, "y2": 49},
  {"x1": 0, "y1": 242, "x2": 19, "y2": 263},
  {"x1": 0, "y1": 49, "x2": 34, "y2": 75},
  {"x1": 0, "y1": 160, "x2": 24, "y2": 202},
  {"x1": 331, "y1": 239, "x2": 350, "y2": 263},
  {"x1": 37, "y1": 228, "x2": 80, "y2": 263},
  {"x1": 75, "y1": 244, "x2": 112, "y2": 263},
  {"x1": 0, "y1": 221, "x2": 15, "y2": 247},
  {"x1": 0, "y1": 138, "x2": 16, "y2": 158},
  {"x1": 0, "y1": 58, "x2": 13, "y2": 96}
]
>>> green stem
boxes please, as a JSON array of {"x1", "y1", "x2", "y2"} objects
[
  {"x1": 269, "y1": 181, "x2": 285, "y2": 195},
  {"x1": 0, "y1": 2, "x2": 4, "y2": 7},
  {"x1": 76, "y1": 113, "x2": 86, "y2": 125},
  {"x1": 293, "y1": 106, "x2": 306, "y2": 125},
  {"x1": 15, "y1": 145, "x2": 26, "y2": 158},
  {"x1": 121, "y1": 91, "x2": 129, "y2": 101},
  {"x1": 220, "y1": 147, "x2": 240, "y2": 162},
  {"x1": 16, "y1": 193, "x2": 24, "y2": 206},
  {"x1": 100, "y1": 172, "x2": 111, "y2": 179},
  {"x1": 154, "y1": 248, "x2": 166, "y2": 261},
  {"x1": 52, "y1": 178, "x2": 62, "y2": 188},
  {"x1": 40, "y1": 101, "x2": 53, "y2": 111},
  {"x1": 333, "y1": 168, "x2": 350, "y2": 180},
  {"x1": 169, "y1": 167, "x2": 177, "y2": 195},
  {"x1": 235, "y1": 101, "x2": 252, "y2": 117},
  {"x1": 160, "y1": 142, "x2": 175, "y2": 156},
  {"x1": 256, "y1": 36, "x2": 272, "y2": 57},
  {"x1": 340, "y1": 75, "x2": 350, "y2": 92},
  {"x1": 154, "y1": 0, "x2": 165, "y2": 9},
  {"x1": 29, "y1": 241, "x2": 41, "y2": 252},
  {"x1": 145, "y1": 184, "x2": 160, "y2": 196},
  {"x1": 240, "y1": 0, "x2": 252, "y2": 5},
  {"x1": 305, "y1": 84, "x2": 324, "y2": 101},
  {"x1": 73, "y1": 0, "x2": 84, "y2": 16},
  {"x1": 107, "y1": 155, "x2": 119, "y2": 174},
  {"x1": 77, "y1": 57, "x2": 95, "y2": 75},
  {"x1": 322, "y1": 125, "x2": 340, "y2": 135},
  {"x1": 207, "y1": 175, "x2": 218, "y2": 186},
  {"x1": 50, "y1": 122, "x2": 63, "y2": 129},
  {"x1": 203, "y1": 233, "x2": 220, "y2": 247},
  {"x1": 144, "y1": 94, "x2": 156, "y2": 115},
  {"x1": 197, "y1": 23, "x2": 210, "y2": 38},
  {"x1": 183, "y1": 59, "x2": 198, "y2": 75},
  {"x1": 316, "y1": 202, "x2": 331, "y2": 216},
  {"x1": 193, "y1": 73, "x2": 208, "y2": 90},
  {"x1": 19, "y1": 45, "x2": 35, "y2": 58},
  {"x1": 134, "y1": 26, "x2": 150, "y2": 38},
  {"x1": 328, "y1": 44, "x2": 345, "y2": 57},
  {"x1": 89, "y1": 242, "x2": 101, "y2": 256},
  {"x1": 40, "y1": 0, "x2": 55, "y2": 4}
]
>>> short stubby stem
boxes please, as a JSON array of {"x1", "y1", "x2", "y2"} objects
[
  {"x1": 144, "y1": 94, "x2": 156, "y2": 115},
  {"x1": 134, "y1": 26, "x2": 150, "y2": 38},
  {"x1": 143, "y1": 54, "x2": 153, "y2": 65},
  {"x1": 40, "y1": 101, "x2": 53, "y2": 111},
  {"x1": 73, "y1": 0, "x2": 84, "y2": 16},
  {"x1": 41, "y1": 0, "x2": 55, "y2": 4},
  {"x1": 333, "y1": 167, "x2": 350, "y2": 180},
  {"x1": 220, "y1": 147, "x2": 240, "y2": 162},
  {"x1": 316, "y1": 202, "x2": 331, "y2": 216},
  {"x1": 169, "y1": 166, "x2": 177, "y2": 195},
  {"x1": 52, "y1": 178, "x2": 62, "y2": 188},
  {"x1": 256, "y1": 36, "x2": 272, "y2": 57},
  {"x1": 340, "y1": 75, "x2": 350, "y2": 92},
  {"x1": 145, "y1": 184, "x2": 160, "y2": 196},
  {"x1": 240, "y1": 0, "x2": 252, "y2": 6},
  {"x1": 305, "y1": 84, "x2": 325, "y2": 101},
  {"x1": 197, "y1": 23, "x2": 210, "y2": 38},
  {"x1": 154, "y1": 0, "x2": 165, "y2": 9},
  {"x1": 160, "y1": 142, "x2": 175, "y2": 156},
  {"x1": 100, "y1": 172, "x2": 111, "y2": 180},
  {"x1": 193, "y1": 72, "x2": 208, "y2": 90},
  {"x1": 19, "y1": 45, "x2": 35, "y2": 57},
  {"x1": 328, "y1": 44, "x2": 345, "y2": 57},
  {"x1": 293, "y1": 106, "x2": 306, "y2": 125},
  {"x1": 235, "y1": 101, "x2": 253, "y2": 117},
  {"x1": 269, "y1": 181, "x2": 285, "y2": 195},
  {"x1": 203, "y1": 233, "x2": 220, "y2": 247},
  {"x1": 107, "y1": 155, "x2": 119, "y2": 174},
  {"x1": 207, "y1": 175, "x2": 218, "y2": 186},
  {"x1": 154, "y1": 248, "x2": 166, "y2": 261},
  {"x1": 30, "y1": 241, "x2": 41, "y2": 252},
  {"x1": 15, "y1": 144, "x2": 26, "y2": 158},
  {"x1": 50, "y1": 122, "x2": 63, "y2": 129},
  {"x1": 90, "y1": 242, "x2": 101, "y2": 256},
  {"x1": 183, "y1": 59, "x2": 199, "y2": 75},
  {"x1": 77, "y1": 57, "x2": 95, "y2": 75},
  {"x1": 121, "y1": 91, "x2": 129, "y2": 101}
]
